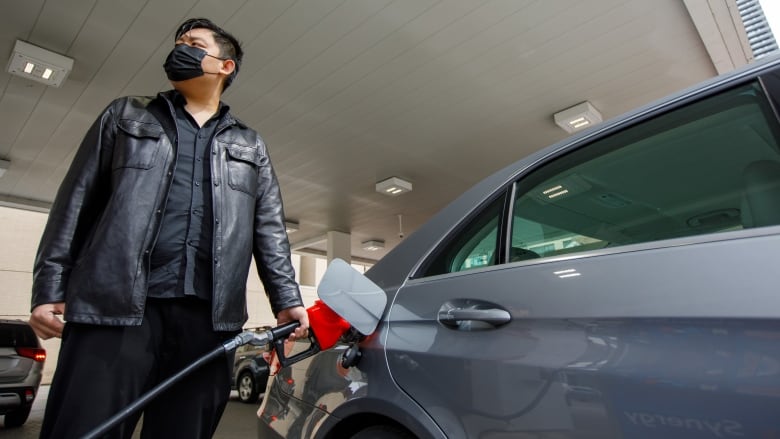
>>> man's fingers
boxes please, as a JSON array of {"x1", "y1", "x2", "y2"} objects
[
  {"x1": 33, "y1": 316, "x2": 63, "y2": 338},
  {"x1": 277, "y1": 305, "x2": 310, "y2": 341},
  {"x1": 289, "y1": 326, "x2": 308, "y2": 341},
  {"x1": 34, "y1": 327, "x2": 57, "y2": 340},
  {"x1": 30, "y1": 320, "x2": 60, "y2": 339},
  {"x1": 30, "y1": 304, "x2": 66, "y2": 339}
]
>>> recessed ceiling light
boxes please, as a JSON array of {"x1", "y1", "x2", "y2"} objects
[
  {"x1": 376, "y1": 176, "x2": 412, "y2": 196},
  {"x1": 553, "y1": 101, "x2": 602, "y2": 134},
  {"x1": 284, "y1": 220, "x2": 299, "y2": 233},
  {"x1": 6, "y1": 40, "x2": 74, "y2": 87},
  {"x1": 362, "y1": 240, "x2": 385, "y2": 251}
]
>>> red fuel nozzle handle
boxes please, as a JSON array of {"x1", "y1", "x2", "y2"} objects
[
  {"x1": 270, "y1": 301, "x2": 353, "y2": 368},
  {"x1": 271, "y1": 322, "x2": 321, "y2": 367}
]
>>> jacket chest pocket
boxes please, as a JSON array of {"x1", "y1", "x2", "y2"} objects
[
  {"x1": 224, "y1": 143, "x2": 263, "y2": 195},
  {"x1": 113, "y1": 119, "x2": 163, "y2": 170}
]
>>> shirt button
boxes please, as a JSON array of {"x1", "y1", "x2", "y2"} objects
[
  {"x1": 214, "y1": 181, "x2": 219, "y2": 186},
  {"x1": 196, "y1": 157, "x2": 201, "y2": 162},
  {"x1": 215, "y1": 218, "x2": 220, "y2": 224},
  {"x1": 156, "y1": 209, "x2": 161, "y2": 215},
  {"x1": 167, "y1": 171, "x2": 172, "y2": 176},
  {"x1": 195, "y1": 182, "x2": 200, "y2": 187}
]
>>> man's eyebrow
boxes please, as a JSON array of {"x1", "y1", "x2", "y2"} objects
[{"x1": 177, "y1": 33, "x2": 208, "y2": 44}]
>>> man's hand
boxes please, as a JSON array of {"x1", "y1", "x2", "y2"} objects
[
  {"x1": 29, "y1": 302, "x2": 66, "y2": 339},
  {"x1": 276, "y1": 306, "x2": 309, "y2": 341}
]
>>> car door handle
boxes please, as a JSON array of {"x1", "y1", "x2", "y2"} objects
[{"x1": 438, "y1": 307, "x2": 511, "y2": 329}]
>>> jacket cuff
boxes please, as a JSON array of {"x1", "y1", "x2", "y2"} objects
[{"x1": 270, "y1": 288, "x2": 305, "y2": 317}]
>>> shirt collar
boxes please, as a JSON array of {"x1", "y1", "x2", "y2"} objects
[{"x1": 170, "y1": 89, "x2": 231, "y2": 119}]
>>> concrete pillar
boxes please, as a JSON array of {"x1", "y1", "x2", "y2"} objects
[
  {"x1": 299, "y1": 255, "x2": 317, "y2": 287},
  {"x1": 326, "y1": 231, "x2": 351, "y2": 264}
]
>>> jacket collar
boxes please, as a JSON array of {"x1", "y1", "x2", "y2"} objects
[{"x1": 156, "y1": 90, "x2": 247, "y2": 131}]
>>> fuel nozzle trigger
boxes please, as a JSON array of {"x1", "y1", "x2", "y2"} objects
[{"x1": 271, "y1": 321, "x2": 321, "y2": 368}]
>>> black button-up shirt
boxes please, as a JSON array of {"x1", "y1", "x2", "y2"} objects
[{"x1": 148, "y1": 94, "x2": 228, "y2": 301}]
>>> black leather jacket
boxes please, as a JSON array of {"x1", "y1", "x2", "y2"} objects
[{"x1": 32, "y1": 91, "x2": 303, "y2": 331}]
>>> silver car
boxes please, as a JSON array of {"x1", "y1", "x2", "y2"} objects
[
  {"x1": 0, "y1": 319, "x2": 45, "y2": 428},
  {"x1": 259, "y1": 54, "x2": 780, "y2": 439}
]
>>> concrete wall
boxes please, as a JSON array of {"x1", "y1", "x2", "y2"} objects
[{"x1": 0, "y1": 207, "x2": 59, "y2": 383}]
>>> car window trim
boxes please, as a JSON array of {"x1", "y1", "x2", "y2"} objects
[
  {"x1": 407, "y1": 221, "x2": 780, "y2": 285},
  {"x1": 758, "y1": 72, "x2": 780, "y2": 144}
]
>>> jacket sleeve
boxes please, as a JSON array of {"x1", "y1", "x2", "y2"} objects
[
  {"x1": 252, "y1": 137, "x2": 304, "y2": 316},
  {"x1": 31, "y1": 100, "x2": 117, "y2": 310}
]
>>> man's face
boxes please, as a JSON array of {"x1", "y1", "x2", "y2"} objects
[{"x1": 174, "y1": 27, "x2": 226, "y2": 74}]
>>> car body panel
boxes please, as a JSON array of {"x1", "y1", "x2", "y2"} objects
[
  {"x1": 386, "y1": 232, "x2": 780, "y2": 437},
  {"x1": 260, "y1": 343, "x2": 447, "y2": 439},
  {"x1": 259, "y1": 54, "x2": 780, "y2": 439},
  {"x1": 0, "y1": 349, "x2": 36, "y2": 383}
]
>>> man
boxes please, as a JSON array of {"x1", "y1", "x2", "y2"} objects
[{"x1": 29, "y1": 18, "x2": 309, "y2": 438}]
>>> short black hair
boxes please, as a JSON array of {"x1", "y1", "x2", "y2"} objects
[{"x1": 174, "y1": 18, "x2": 243, "y2": 90}]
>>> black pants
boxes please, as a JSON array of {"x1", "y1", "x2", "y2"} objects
[{"x1": 40, "y1": 298, "x2": 239, "y2": 439}]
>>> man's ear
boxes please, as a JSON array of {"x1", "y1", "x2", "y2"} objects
[{"x1": 220, "y1": 59, "x2": 236, "y2": 76}]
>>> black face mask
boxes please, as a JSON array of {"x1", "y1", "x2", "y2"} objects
[{"x1": 164, "y1": 44, "x2": 224, "y2": 81}]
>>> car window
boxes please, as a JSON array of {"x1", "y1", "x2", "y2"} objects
[
  {"x1": 0, "y1": 323, "x2": 38, "y2": 347},
  {"x1": 511, "y1": 81, "x2": 780, "y2": 260},
  {"x1": 420, "y1": 195, "x2": 506, "y2": 276}
]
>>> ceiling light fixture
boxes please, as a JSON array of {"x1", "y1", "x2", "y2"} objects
[
  {"x1": 362, "y1": 240, "x2": 385, "y2": 251},
  {"x1": 284, "y1": 220, "x2": 299, "y2": 233},
  {"x1": 376, "y1": 176, "x2": 412, "y2": 196},
  {"x1": 553, "y1": 101, "x2": 602, "y2": 134},
  {"x1": 0, "y1": 159, "x2": 9, "y2": 178},
  {"x1": 6, "y1": 40, "x2": 74, "y2": 87}
]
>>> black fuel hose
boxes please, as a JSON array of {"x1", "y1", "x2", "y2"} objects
[{"x1": 82, "y1": 331, "x2": 260, "y2": 439}]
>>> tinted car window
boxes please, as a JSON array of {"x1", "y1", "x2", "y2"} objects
[
  {"x1": 421, "y1": 194, "x2": 506, "y2": 276},
  {"x1": 0, "y1": 324, "x2": 38, "y2": 347},
  {"x1": 511, "y1": 82, "x2": 780, "y2": 259}
]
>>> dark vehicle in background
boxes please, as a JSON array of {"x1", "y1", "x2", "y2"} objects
[
  {"x1": 0, "y1": 320, "x2": 45, "y2": 428},
  {"x1": 233, "y1": 327, "x2": 271, "y2": 404},
  {"x1": 259, "y1": 55, "x2": 780, "y2": 439}
]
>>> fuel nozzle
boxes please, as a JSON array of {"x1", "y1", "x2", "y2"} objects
[
  {"x1": 227, "y1": 299, "x2": 354, "y2": 368},
  {"x1": 271, "y1": 299, "x2": 352, "y2": 367},
  {"x1": 234, "y1": 259, "x2": 386, "y2": 369}
]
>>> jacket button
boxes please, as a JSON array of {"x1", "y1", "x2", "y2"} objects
[{"x1": 145, "y1": 250, "x2": 150, "y2": 254}]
